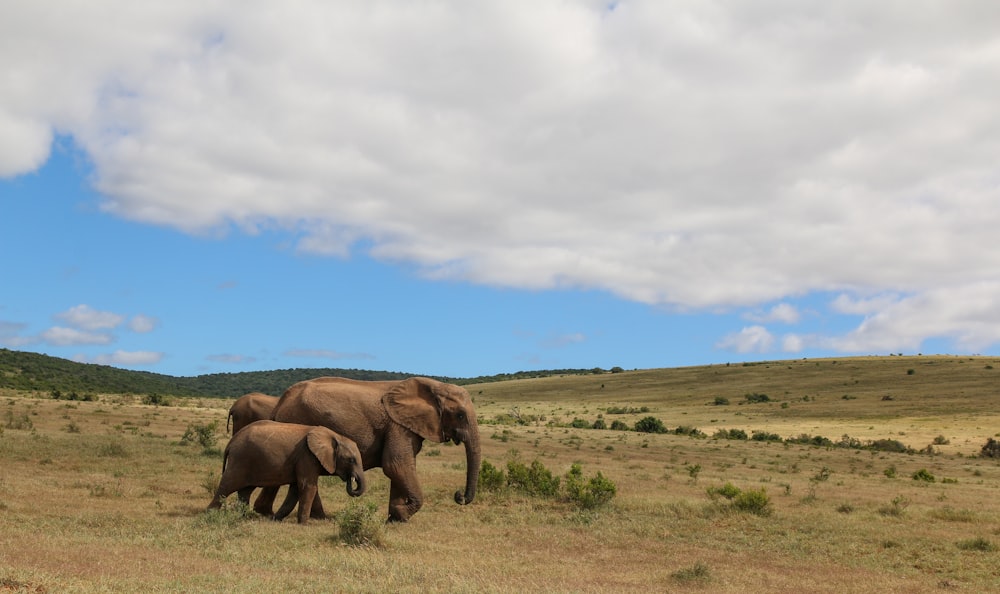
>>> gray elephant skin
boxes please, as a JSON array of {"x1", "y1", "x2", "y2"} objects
[
  {"x1": 227, "y1": 392, "x2": 278, "y2": 434},
  {"x1": 257, "y1": 376, "x2": 481, "y2": 522},
  {"x1": 208, "y1": 420, "x2": 366, "y2": 524}
]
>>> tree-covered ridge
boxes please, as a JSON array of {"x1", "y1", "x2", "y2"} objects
[{"x1": 0, "y1": 349, "x2": 607, "y2": 398}]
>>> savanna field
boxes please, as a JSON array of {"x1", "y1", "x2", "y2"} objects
[{"x1": 2, "y1": 356, "x2": 1000, "y2": 592}]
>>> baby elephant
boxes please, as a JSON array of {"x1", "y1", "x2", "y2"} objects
[{"x1": 207, "y1": 420, "x2": 366, "y2": 524}]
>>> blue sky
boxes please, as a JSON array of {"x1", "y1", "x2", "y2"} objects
[{"x1": 2, "y1": 2, "x2": 999, "y2": 378}]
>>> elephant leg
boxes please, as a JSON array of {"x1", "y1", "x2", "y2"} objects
[
  {"x1": 236, "y1": 487, "x2": 255, "y2": 506},
  {"x1": 208, "y1": 475, "x2": 239, "y2": 510},
  {"x1": 254, "y1": 486, "x2": 279, "y2": 516},
  {"x1": 309, "y1": 491, "x2": 326, "y2": 520},
  {"x1": 297, "y1": 479, "x2": 319, "y2": 525},
  {"x1": 384, "y1": 463, "x2": 423, "y2": 522},
  {"x1": 273, "y1": 485, "x2": 299, "y2": 522}
]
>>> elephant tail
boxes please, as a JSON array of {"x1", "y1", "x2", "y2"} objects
[{"x1": 226, "y1": 411, "x2": 232, "y2": 434}]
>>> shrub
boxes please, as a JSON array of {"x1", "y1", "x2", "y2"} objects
[
  {"x1": 479, "y1": 460, "x2": 506, "y2": 492},
  {"x1": 713, "y1": 396, "x2": 730, "y2": 406},
  {"x1": 337, "y1": 500, "x2": 385, "y2": 547},
  {"x1": 507, "y1": 459, "x2": 560, "y2": 497},
  {"x1": 869, "y1": 439, "x2": 910, "y2": 453},
  {"x1": 732, "y1": 488, "x2": 772, "y2": 516},
  {"x1": 713, "y1": 428, "x2": 747, "y2": 440},
  {"x1": 751, "y1": 430, "x2": 783, "y2": 442},
  {"x1": 181, "y1": 421, "x2": 220, "y2": 451},
  {"x1": 878, "y1": 495, "x2": 909, "y2": 517},
  {"x1": 912, "y1": 468, "x2": 936, "y2": 482},
  {"x1": 591, "y1": 418, "x2": 607, "y2": 430},
  {"x1": 744, "y1": 392, "x2": 770, "y2": 403},
  {"x1": 981, "y1": 438, "x2": 1000, "y2": 458},
  {"x1": 609, "y1": 420, "x2": 630, "y2": 431},
  {"x1": 562, "y1": 463, "x2": 616, "y2": 509},
  {"x1": 634, "y1": 416, "x2": 667, "y2": 434},
  {"x1": 706, "y1": 482, "x2": 741, "y2": 500},
  {"x1": 674, "y1": 425, "x2": 704, "y2": 437},
  {"x1": 142, "y1": 393, "x2": 171, "y2": 406},
  {"x1": 569, "y1": 418, "x2": 590, "y2": 429}
]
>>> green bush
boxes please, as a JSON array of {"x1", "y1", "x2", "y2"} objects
[
  {"x1": 744, "y1": 392, "x2": 770, "y2": 403},
  {"x1": 569, "y1": 418, "x2": 590, "y2": 429},
  {"x1": 634, "y1": 416, "x2": 667, "y2": 434},
  {"x1": 981, "y1": 438, "x2": 1000, "y2": 458},
  {"x1": 506, "y1": 459, "x2": 560, "y2": 497},
  {"x1": 591, "y1": 418, "x2": 607, "y2": 430},
  {"x1": 563, "y1": 463, "x2": 616, "y2": 509},
  {"x1": 479, "y1": 460, "x2": 506, "y2": 492},
  {"x1": 869, "y1": 439, "x2": 910, "y2": 453},
  {"x1": 732, "y1": 488, "x2": 772, "y2": 516},
  {"x1": 751, "y1": 430, "x2": 783, "y2": 442},
  {"x1": 912, "y1": 468, "x2": 936, "y2": 482},
  {"x1": 714, "y1": 428, "x2": 747, "y2": 440},
  {"x1": 181, "y1": 421, "x2": 219, "y2": 451},
  {"x1": 609, "y1": 420, "x2": 630, "y2": 431},
  {"x1": 706, "y1": 482, "x2": 741, "y2": 500},
  {"x1": 713, "y1": 396, "x2": 730, "y2": 406},
  {"x1": 337, "y1": 500, "x2": 385, "y2": 547}
]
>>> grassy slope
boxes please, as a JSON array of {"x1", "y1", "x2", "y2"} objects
[{"x1": 1, "y1": 355, "x2": 999, "y2": 593}]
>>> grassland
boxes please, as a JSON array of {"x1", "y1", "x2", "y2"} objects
[{"x1": 1, "y1": 355, "x2": 999, "y2": 592}]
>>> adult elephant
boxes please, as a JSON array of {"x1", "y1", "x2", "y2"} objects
[
  {"x1": 258, "y1": 376, "x2": 481, "y2": 522},
  {"x1": 227, "y1": 392, "x2": 278, "y2": 434}
]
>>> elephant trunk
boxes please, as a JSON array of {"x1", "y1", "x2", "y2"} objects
[
  {"x1": 346, "y1": 470, "x2": 366, "y2": 497},
  {"x1": 454, "y1": 422, "x2": 481, "y2": 505}
]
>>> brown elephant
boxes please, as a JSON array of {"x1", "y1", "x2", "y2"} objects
[
  {"x1": 207, "y1": 420, "x2": 366, "y2": 524},
  {"x1": 256, "y1": 377, "x2": 480, "y2": 522},
  {"x1": 227, "y1": 392, "x2": 278, "y2": 434}
]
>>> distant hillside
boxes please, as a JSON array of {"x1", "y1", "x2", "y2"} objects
[{"x1": 0, "y1": 349, "x2": 606, "y2": 398}]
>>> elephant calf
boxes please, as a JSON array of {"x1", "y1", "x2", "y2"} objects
[{"x1": 207, "y1": 420, "x2": 366, "y2": 524}]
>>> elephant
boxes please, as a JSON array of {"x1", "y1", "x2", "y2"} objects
[
  {"x1": 227, "y1": 392, "x2": 278, "y2": 434},
  {"x1": 256, "y1": 376, "x2": 481, "y2": 522},
  {"x1": 207, "y1": 420, "x2": 366, "y2": 524}
]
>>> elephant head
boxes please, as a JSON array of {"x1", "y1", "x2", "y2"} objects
[
  {"x1": 383, "y1": 377, "x2": 481, "y2": 506},
  {"x1": 306, "y1": 427, "x2": 367, "y2": 497}
]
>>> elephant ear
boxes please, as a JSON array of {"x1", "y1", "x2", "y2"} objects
[
  {"x1": 306, "y1": 428, "x2": 338, "y2": 475},
  {"x1": 383, "y1": 378, "x2": 443, "y2": 443}
]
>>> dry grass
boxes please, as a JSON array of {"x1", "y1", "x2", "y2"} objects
[{"x1": 2, "y1": 355, "x2": 999, "y2": 592}]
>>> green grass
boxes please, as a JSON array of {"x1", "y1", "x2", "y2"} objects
[{"x1": 2, "y1": 355, "x2": 1000, "y2": 592}]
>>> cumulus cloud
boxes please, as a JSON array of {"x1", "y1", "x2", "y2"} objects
[
  {"x1": 716, "y1": 326, "x2": 775, "y2": 354},
  {"x1": 744, "y1": 303, "x2": 801, "y2": 325},
  {"x1": 41, "y1": 326, "x2": 115, "y2": 346},
  {"x1": 80, "y1": 350, "x2": 164, "y2": 366},
  {"x1": 4, "y1": 2, "x2": 1000, "y2": 352},
  {"x1": 128, "y1": 315, "x2": 158, "y2": 333},
  {"x1": 55, "y1": 305, "x2": 124, "y2": 331}
]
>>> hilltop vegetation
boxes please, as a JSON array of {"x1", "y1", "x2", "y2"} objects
[{"x1": 0, "y1": 348, "x2": 609, "y2": 398}]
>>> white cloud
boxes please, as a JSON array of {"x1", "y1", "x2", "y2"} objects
[
  {"x1": 716, "y1": 326, "x2": 774, "y2": 354},
  {"x1": 744, "y1": 303, "x2": 800, "y2": 325},
  {"x1": 82, "y1": 350, "x2": 164, "y2": 366},
  {"x1": 0, "y1": 321, "x2": 36, "y2": 347},
  {"x1": 4, "y1": 2, "x2": 1000, "y2": 352},
  {"x1": 55, "y1": 305, "x2": 124, "y2": 331},
  {"x1": 128, "y1": 315, "x2": 158, "y2": 333},
  {"x1": 41, "y1": 326, "x2": 114, "y2": 346}
]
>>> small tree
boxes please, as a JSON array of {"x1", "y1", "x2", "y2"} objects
[{"x1": 634, "y1": 416, "x2": 667, "y2": 434}]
